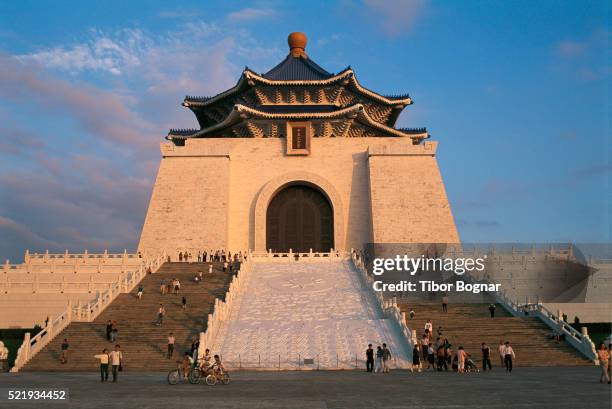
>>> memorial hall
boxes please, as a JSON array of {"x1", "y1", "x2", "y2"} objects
[{"x1": 138, "y1": 32, "x2": 459, "y2": 256}]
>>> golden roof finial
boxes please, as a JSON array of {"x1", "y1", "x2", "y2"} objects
[{"x1": 288, "y1": 32, "x2": 308, "y2": 58}]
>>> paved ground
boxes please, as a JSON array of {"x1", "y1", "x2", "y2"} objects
[{"x1": 1, "y1": 367, "x2": 610, "y2": 409}]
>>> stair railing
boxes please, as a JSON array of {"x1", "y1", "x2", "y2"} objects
[
  {"x1": 9, "y1": 251, "x2": 166, "y2": 372},
  {"x1": 198, "y1": 253, "x2": 254, "y2": 358},
  {"x1": 520, "y1": 302, "x2": 597, "y2": 362},
  {"x1": 464, "y1": 274, "x2": 598, "y2": 363},
  {"x1": 350, "y1": 250, "x2": 415, "y2": 369}
]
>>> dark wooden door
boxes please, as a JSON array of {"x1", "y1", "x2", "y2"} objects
[{"x1": 266, "y1": 185, "x2": 334, "y2": 253}]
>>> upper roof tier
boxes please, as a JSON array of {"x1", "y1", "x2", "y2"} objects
[
  {"x1": 262, "y1": 32, "x2": 333, "y2": 81},
  {"x1": 169, "y1": 33, "x2": 426, "y2": 143}
]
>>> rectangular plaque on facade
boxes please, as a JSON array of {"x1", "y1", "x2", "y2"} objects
[{"x1": 286, "y1": 122, "x2": 311, "y2": 155}]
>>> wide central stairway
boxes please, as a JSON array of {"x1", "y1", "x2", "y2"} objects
[
  {"x1": 23, "y1": 262, "x2": 233, "y2": 372},
  {"x1": 398, "y1": 300, "x2": 591, "y2": 367},
  {"x1": 209, "y1": 258, "x2": 412, "y2": 369}
]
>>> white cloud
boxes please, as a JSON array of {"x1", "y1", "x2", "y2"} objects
[
  {"x1": 227, "y1": 8, "x2": 279, "y2": 22},
  {"x1": 18, "y1": 29, "x2": 149, "y2": 75}
]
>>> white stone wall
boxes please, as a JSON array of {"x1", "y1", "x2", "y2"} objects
[
  {"x1": 368, "y1": 142, "x2": 459, "y2": 243},
  {"x1": 138, "y1": 137, "x2": 458, "y2": 255}
]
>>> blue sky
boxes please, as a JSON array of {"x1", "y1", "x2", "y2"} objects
[{"x1": 0, "y1": 0, "x2": 609, "y2": 261}]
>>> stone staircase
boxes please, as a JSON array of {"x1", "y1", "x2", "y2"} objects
[
  {"x1": 23, "y1": 262, "x2": 234, "y2": 372},
  {"x1": 399, "y1": 300, "x2": 591, "y2": 367},
  {"x1": 210, "y1": 258, "x2": 412, "y2": 369}
]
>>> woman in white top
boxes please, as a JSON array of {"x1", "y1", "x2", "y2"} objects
[{"x1": 94, "y1": 349, "x2": 110, "y2": 382}]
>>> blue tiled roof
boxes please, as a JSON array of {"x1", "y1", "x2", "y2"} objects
[{"x1": 263, "y1": 55, "x2": 333, "y2": 81}]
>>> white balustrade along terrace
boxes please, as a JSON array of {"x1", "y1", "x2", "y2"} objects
[
  {"x1": 9, "y1": 252, "x2": 166, "y2": 373},
  {"x1": 200, "y1": 251, "x2": 413, "y2": 370},
  {"x1": 3, "y1": 249, "x2": 143, "y2": 276}
]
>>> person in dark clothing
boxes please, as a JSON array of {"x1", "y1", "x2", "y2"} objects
[
  {"x1": 106, "y1": 320, "x2": 112, "y2": 341},
  {"x1": 489, "y1": 304, "x2": 496, "y2": 317},
  {"x1": 481, "y1": 342, "x2": 492, "y2": 371},
  {"x1": 60, "y1": 339, "x2": 69, "y2": 364},
  {"x1": 366, "y1": 344, "x2": 374, "y2": 372},
  {"x1": 412, "y1": 345, "x2": 421, "y2": 372},
  {"x1": 436, "y1": 345, "x2": 446, "y2": 371}
]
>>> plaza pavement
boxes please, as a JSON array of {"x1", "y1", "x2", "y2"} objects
[{"x1": 1, "y1": 367, "x2": 610, "y2": 409}]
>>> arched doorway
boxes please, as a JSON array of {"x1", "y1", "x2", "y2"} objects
[{"x1": 266, "y1": 184, "x2": 334, "y2": 253}]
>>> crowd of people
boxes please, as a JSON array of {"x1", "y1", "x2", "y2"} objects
[
  {"x1": 174, "y1": 249, "x2": 246, "y2": 264},
  {"x1": 365, "y1": 343, "x2": 392, "y2": 373}
]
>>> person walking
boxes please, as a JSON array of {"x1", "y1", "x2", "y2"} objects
[
  {"x1": 94, "y1": 349, "x2": 110, "y2": 382},
  {"x1": 424, "y1": 320, "x2": 433, "y2": 336},
  {"x1": 109, "y1": 344, "x2": 123, "y2": 382},
  {"x1": 457, "y1": 346, "x2": 466, "y2": 373},
  {"x1": 427, "y1": 343, "x2": 435, "y2": 370},
  {"x1": 366, "y1": 344, "x2": 374, "y2": 372},
  {"x1": 421, "y1": 335, "x2": 429, "y2": 363},
  {"x1": 182, "y1": 296, "x2": 187, "y2": 310},
  {"x1": 137, "y1": 284, "x2": 144, "y2": 300},
  {"x1": 105, "y1": 320, "x2": 112, "y2": 341},
  {"x1": 498, "y1": 340, "x2": 505, "y2": 367},
  {"x1": 597, "y1": 343, "x2": 610, "y2": 384},
  {"x1": 375, "y1": 346, "x2": 383, "y2": 373},
  {"x1": 436, "y1": 345, "x2": 446, "y2": 371},
  {"x1": 155, "y1": 304, "x2": 166, "y2": 326},
  {"x1": 489, "y1": 304, "x2": 496, "y2": 318},
  {"x1": 481, "y1": 342, "x2": 492, "y2": 371},
  {"x1": 110, "y1": 322, "x2": 118, "y2": 342},
  {"x1": 208, "y1": 264, "x2": 213, "y2": 275},
  {"x1": 160, "y1": 279, "x2": 166, "y2": 295},
  {"x1": 442, "y1": 295, "x2": 449, "y2": 313},
  {"x1": 503, "y1": 341, "x2": 515, "y2": 372},
  {"x1": 60, "y1": 338, "x2": 69, "y2": 364},
  {"x1": 167, "y1": 333, "x2": 175, "y2": 359},
  {"x1": 412, "y1": 344, "x2": 421, "y2": 372},
  {"x1": 382, "y1": 343, "x2": 392, "y2": 373}
]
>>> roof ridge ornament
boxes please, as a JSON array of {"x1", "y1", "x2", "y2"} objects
[{"x1": 288, "y1": 32, "x2": 308, "y2": 58}]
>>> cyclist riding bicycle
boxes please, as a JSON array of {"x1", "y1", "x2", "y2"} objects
[
  {"x1": 198, "y1": 348, "x2": 212, "y2": 371},
  {"x1": 211, "y1": 354, "x2": 225, "y2": 374}
]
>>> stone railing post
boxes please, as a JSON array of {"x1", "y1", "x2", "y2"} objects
[
  {"x1": 86, "y1": 303, "x2": 91, "y2": 321},
  {"x1": 67, "y1": 300, "x2": 72, "y2": 321},
  {"x1": 47, "y1": 315, "x2": 54, "y2": 339},
  {"x1": 23, "y1": 332, "x2": 31, "y2": 363},
  {"x1": 63, "y1": 250, "x2": 69, "y2": 263}
]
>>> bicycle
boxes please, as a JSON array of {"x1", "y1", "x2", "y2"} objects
[
  {"x1": 167, "y1": 362, "x2": 193, "y2": 385},
  {"x1": 205, "y1": 368, "x2": 230, "y2": 386}
]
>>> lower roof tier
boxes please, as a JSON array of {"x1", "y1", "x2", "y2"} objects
[{"x1": 168, "y1": 104, "x2": 428, "y2": 144}]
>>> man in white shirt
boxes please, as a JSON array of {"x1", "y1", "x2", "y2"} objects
[
  {"x1": 502, "y1": 341, "x2": 515, "y2": 372},
  {"x1": 167, "y1": 333, "x2": 175, "y2": 359},
  {"x1": 109, "y1": 345, "x2": 123, "y2": 382},
  {"x1": 424, "y1": 320, "x2": 433, "y2": 336}
]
